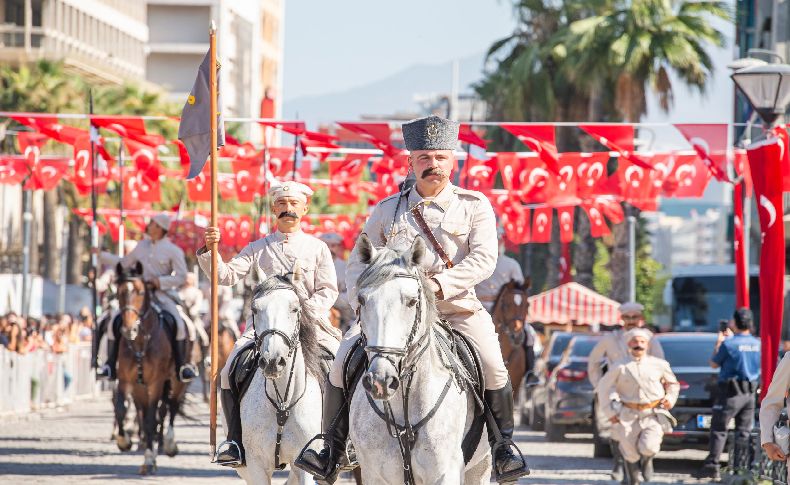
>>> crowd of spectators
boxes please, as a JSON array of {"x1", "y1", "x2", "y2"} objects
[{"x1": 0, "y1": 307, "x2": 93, "y2": 355}]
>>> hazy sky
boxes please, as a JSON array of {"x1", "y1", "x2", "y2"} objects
[{"x1": 282, "y1": 0, "x2": 516, "y2": 100}]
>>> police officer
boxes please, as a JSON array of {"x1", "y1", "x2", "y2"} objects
[
  {"x1": 597, "y1": 328, "x2": 680, "y2": 485},
  {"x1": 694, "y1": 308, "x2": 761, "y2": 480},
  {"x1": 97, "y1": 213, "x2": 198, "y2": 382},
  {"x1": 199, "y1": 180, "x2": 341, "y2": 467},
  {"x1": 587, "y1": 301, "x2": 664, "y2": 480},
  {"x1": 296, "y1": 115, "x2": 529, "y2": 484}
]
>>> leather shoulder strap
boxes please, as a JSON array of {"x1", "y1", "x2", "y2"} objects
[{"x1": 410, "y1": 205, "x2": 454, "y2": 269}]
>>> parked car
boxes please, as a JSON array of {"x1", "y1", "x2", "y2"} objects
[
  {"x1": 523, "y1": 331, "x2": 577, "y2": 430},
  {"x1": 543, "y1": 335, "x2": 602, "y2": 441},
  {"x1": 591, "y1": 332, "x2": 720, "y2": 455}
]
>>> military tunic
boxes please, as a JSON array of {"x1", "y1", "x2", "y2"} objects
[
  {"x1": 587, "y1": 329, "x2": 665, "y2": 387},
  {"x1": 197, "y1": 230, "x2": 341, "y2": 389},
  {"x1": 114, "y1": 236, "x2": 192, "y2": 341},
  {"x1": 475, "y1": 254, "x2": 524, "y2": 313},
  {"x1": 597, "y1": 355, "x2": 680, "y2": 463},
  {"x1": 334, "y1": 183, "x2": 509, "y2": 390},
  {"x1": 760, "y1": 351, "x2": 790, "y2": 446}
]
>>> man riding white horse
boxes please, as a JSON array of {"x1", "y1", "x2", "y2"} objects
[
  {"x1": 296, "y1": 115, "x2": 530, "y2": 483},
  {"x1": 96, "y1": 213, "x2": 199, "y2": 382},
  {"x1": 199, "y1": 180, "x2": 341, "y2": 467}
]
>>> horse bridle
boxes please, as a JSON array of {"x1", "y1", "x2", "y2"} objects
[
  {"x1": 494, "y1": 290, "x2": 528, "y2": 347},
  {"x1": 118, "y1": 278, "x2": 154, "y2": 384},
  {"x1": 250, "y1": 283, "x2": 306, "y2": 471}
]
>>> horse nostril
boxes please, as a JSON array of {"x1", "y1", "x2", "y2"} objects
[
  {"x1": 277, "y1": 356, "x2": 286, "y2": 369},
  {"x1": 362, "y1": 373, "x2": 373, "y2": 392},
  {"x1": 387, "y1": 376, "x2": 400, "y2": 392}
]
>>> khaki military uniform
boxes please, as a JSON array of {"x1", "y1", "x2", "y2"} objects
[
  {"x1": 113, "y1": 237, "x2": 194, "y2": 341},
  {"x1": 332, "y1": 257, "x2": 354, "y2": 330},
  {"x1": 197, "y1": 230, "x2": 341, "y2": 390},
  {"x1": 760, "y1": 351, "x2": 790, "y2": 446},
  {"x1": 334, "y1": 183, "x2": 509, "y2": 390},
  {"x1": 475, "y1": 254, "x2": 524, "y2": 313},
  {"x1": 588, "y1": 329, "x2": 665, "y2": 387},
  {"x1": 597, "y1": 355, "x2": 680, "y2": 463},
  {"x1": 179, "y1": 283, "x2": 209, "y2": 345}
]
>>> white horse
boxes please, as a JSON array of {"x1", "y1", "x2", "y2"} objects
[
  {"x1": 233, "y1": 275, "x2": 325, "y2": 485},
  {"x1": 349, "y1": 235, "x2": 492, "y2": 484}
]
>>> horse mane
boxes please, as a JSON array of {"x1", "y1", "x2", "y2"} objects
[
  {"x1": 251, "y1": 275, "x2": 324, "y2": 382},
  {"x1": 356, "y1": 245, "x2": 439, "y2": 328}
]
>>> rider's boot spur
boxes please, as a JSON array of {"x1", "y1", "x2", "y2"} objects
[{"x1": 215, "y1": 389, "x2": 245, "y2": 467}]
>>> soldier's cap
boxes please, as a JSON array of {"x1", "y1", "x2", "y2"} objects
[
  {"x1": 402, "y1": 115, "x2": 459, "y2": 151},
  {"x1": 619, "y1": 301, "x2": 644, "y2": 314},
  {"x1": 624, "y1": 328, "x2": 652, "y2": 343},
  {"x1": 319, "y1": 232, "x2": 343, "y2": 245},
  {"x1": 270, "y1": 180, "x2": 314, "y2": 204},
  {"x1": 151, "y1": 213, "x2": 172, "y2": 231}
]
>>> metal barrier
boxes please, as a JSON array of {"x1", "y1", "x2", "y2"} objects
[
  {"x1": 0, "y1": 343, "x2": 98, "y2": 416},
  {"x1": 726, "y1": 430, "x2": 788, "y2": 484}
]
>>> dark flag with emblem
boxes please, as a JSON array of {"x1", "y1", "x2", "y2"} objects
[{"x1": 178, "y1": 50, "x2": 225, "y2": 179}]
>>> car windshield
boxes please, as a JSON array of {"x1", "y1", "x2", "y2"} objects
[
  {"x1": 550, "y1": 334, "x2": 573, "y2": 358},
  {"x1": 672, "y1": 276, "x2": 760, "y2": 330},
  {"x1": 569, "y1": 338, "x2": 598, "y2": 357},
  {"x1": 658, "y1": 336, "x2": 717, "y2": 367}
]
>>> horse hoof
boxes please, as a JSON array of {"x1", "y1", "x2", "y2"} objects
[
  {"x1": 116, "y1": 436, "x2": 133, "y2": 452},
  {"x1": 164, "y1": 443, "x2": 178, "y2": 457},
  {"x1": 138, "y1": 464, "x2": 157, "y2": 475}
]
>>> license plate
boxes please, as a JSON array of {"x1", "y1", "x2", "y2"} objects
[{"x1": 697, "y1": 414, "x2": 712, "y2": 429}]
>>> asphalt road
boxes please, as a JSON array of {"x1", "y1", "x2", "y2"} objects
[{"x1": 0, "y1": 392, "x2": 716, "y2": 484}]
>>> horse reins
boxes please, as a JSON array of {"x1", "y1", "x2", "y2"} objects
[
  {"x1": 252, "y1": 284, "x2": 307, "y2": 471},
  {"x1": 360, "y1": 271, "x2": 456, "y2": 485},
  {"x1": 119, "y1": 281, "x2": 154, "y2": 385}
]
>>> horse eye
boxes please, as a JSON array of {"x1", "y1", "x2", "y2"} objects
[
  {"x1": 291, "y1": 307, "x2": 299, "y2": 313},
  {"x1": 407, "y1": 298, "x2": 418, "y2": 307}
]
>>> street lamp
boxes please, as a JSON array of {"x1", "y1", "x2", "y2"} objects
[{"x1": 731, "y1": 64, "x2": 790, "y2": 126}]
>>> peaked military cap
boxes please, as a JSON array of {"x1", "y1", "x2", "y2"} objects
[{"x1": 402, "y1": 115, "x2": 459, "y2": 151}]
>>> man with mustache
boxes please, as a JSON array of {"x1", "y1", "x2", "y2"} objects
[
  {"x1": 297, "y1": 115, "x2": 529, "y2": 483},
  {"x1": 588, "y1": 302, "x2": 664, "y2": 480},
  {"x1": 198, "y1": 180, "x2": 341, "y2": 467},
  {"x1": 597, "y1": 328, "x2": 679, "y2": 485}
]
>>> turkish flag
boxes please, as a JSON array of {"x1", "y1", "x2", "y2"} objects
[
  {"x1": 580, "y1": 124, "x2": 653, "y2": 169},
  {"x1": 0, "y1": 157, "x2": 28, "y2": 185},
  {"x1": 220, "y1": 215, "x2": 240, "y2": 249},
  {"x1": 747, "y1": 137, "x2": 785, "y2": 399},
  {"x1": 125, "y1": 138, "x2": 160, "y2": 173},
  {"x1": 558, "y1": 242, "x2": 573, "y2": 284},
  {"x1": 265, "y1": 147, "x2": 312, "y2": 181},
  {"x1": 674, "y1": 124, "x2": 730, "y2": 182},
  {"x1": 25, "y1": 157, "x2": 69, "y2": 191},
  {"x1": 771, "y1": 126, "x2": 790, "y2": 192},
  {"x1": 575, "y1": 152, "x2": 611, "y2": 199},
  {"x1": 502, "y1": 155, "x2": 557, "y2": 204},
  {"x1": 664, "y1": 154, "x2": 710, "y2": 197},
  {"x1": 619, "y1": 159, "x2": 654, "y2": 209},
  {"x1": 501, "y1": 124, "x2": 560, "y2": 173},
  {"x1": 123, "y1": 168, "x2": 160, "y2": 206},
  {"x1": 531, "y1": 207, "x2": 553, "y2": 243},
  {"x1": 463, "y1": 155, "x2": 498, "y2": 191},
  {"x1": 104, "y1": 213, "x2": 123, "y2": 243},
  {"x1": 733, "y1": 181, "x2": 749, "y2": 309},
  {"x1": 733, "y1": 149, "x2": 753, "y2": 197},
  {"x1": 549, "y1": 153, "x2": 580, "y2": 206},
  {"x1": 337, "y1": 122, "x2": 400, "y2": 157},
  {"x1": 232, "y1": 158, "x2": 261, "y2": 203},
  {"x1": 371, "y1": 154, "x2": 409, "y2": 176},
  {"x1": 92, "y1": 115, "x2": 165, "y2": 147},
  {"x1": 187, "y1": 166, "x2": 211, "y2": 202},
  {"x1": 582, "y1": 202, "x2": 611, "y2": 237},
  {"x1": 598, "y1": 198, "x2": 625, "y2": 224},
  {"x1": 237, "y1": 215, "x2": 253, "y2": 248},
  {"x1": 458, "y1": 124, "x2": 488, "y2": 152},
  {"x1": 502, "y1": 204, "x2": 531, "y2": 245},
  {"x1": 557, "y1": 206, "x2": 575, "y2": 243},
  {"x1": 257, "y1": 120, "x2": 306, "y2": 136},
  {"x1": 329, "y1": 154, "x2": 368, "y2": 204},
  {"x1": 217, "y1": 173, "x2": 238, "y2": 201},
  {"x1": 70, "y1": 135, "x2": 94, "y2": 195}
]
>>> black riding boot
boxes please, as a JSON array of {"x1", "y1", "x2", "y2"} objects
[
  {"x1": 640, "y1": 455, "x2": 654, "y2": 481},
  {"x1": 610, "y1": 440, "x2": 624, "y2": 481},
  {"x1": 485, "y1": 380, "x2": 530, "y2": 483},
  {"x1": 623, "y1": 460, "x2": 641, "y2": 485},
  {"x1": 215, "y1": 389, "x2": 245, "y2": 467},
  {"x1": 295, "y1": 383, "x2": 349, "y2": 484},
  {"x1": 96, "y1": 336, "x2": 119, "y2": 380},
  {"x1": 172, "y1": 339, "x2": 197, "y2": 382}
]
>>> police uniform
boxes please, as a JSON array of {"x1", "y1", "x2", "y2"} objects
[
  {"x1": 297, "y1": 115, "x2": 529, "y2": 484},
  {"x1": 597, "y1": 331, "x2": 679, "y2": 484},
  {"x1": 475, "y1": 252, "x2": 524, "y2": 313},
  {"x1": 698, "y1": 330, "x2": 760, "y2": 477},
  {"x1": 199, "y1": 180, "x2": 341, "y2": 467}
]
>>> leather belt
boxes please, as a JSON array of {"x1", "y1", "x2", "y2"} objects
[
  {"x1": 410, "y1": 205, "x2": 453, "y2": 269},
  {"x1": 479, "y1": 295, "x2": 498, "y2": 302},
  {"x1": 623, "y1": 399, "x2": 663, "y2": 411}
]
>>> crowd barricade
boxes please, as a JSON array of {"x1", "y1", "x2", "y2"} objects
[
  {"x1": 0, "y1": 342, "x2": 99, "y2": 416},
  {"x1": 726, "y1": 429, "x2": 787, "y2": 484}
]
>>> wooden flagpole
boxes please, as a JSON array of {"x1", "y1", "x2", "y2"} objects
[{"x1": 208, "y1": 20, "x2": 220, "y2": 458}]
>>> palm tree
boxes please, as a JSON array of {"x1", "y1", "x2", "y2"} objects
[{"x1": 559, "y1": 0, "x2": 730, "y2": 301}]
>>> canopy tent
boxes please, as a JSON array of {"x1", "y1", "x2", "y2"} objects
[{"x1": 528, "y1": 282, "x2": 622, "y2": 326}]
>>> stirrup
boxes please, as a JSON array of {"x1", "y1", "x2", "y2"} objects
[
  {"x1": 179, "y1": 364, "x2": 198, "y2": 382},
  {"x1": 295, "y1": 434, "x2": 348, "y2": 478},
  {"x1": 214, "y1": 440, "x2": 244, "y2": 468},
  {"x1": 492, "y1": 439, "x2": 530, "y2": 482},
  {"x1": 96, "y1": 364, "x2": 114, "y2": 380}
]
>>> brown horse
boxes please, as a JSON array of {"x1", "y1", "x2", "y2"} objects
[
  {"x1": 114, "y1": 262, "x2": 187, "y2": 475},
  {"x1": 492, "y1": 280, "x2": 531, "y2": 398}
]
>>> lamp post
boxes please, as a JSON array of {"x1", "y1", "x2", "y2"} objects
[{"x1": 731, "y1": 64, "x2": 790, "y2": 127}]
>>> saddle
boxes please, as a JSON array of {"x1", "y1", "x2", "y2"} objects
[
  {"x1": 228, "y1": 340, "x2": 335, "y2": 402},
  {"x1": 111, "y1": 310, "x2": 177, "y2": 341},
  {"x1": 342, "y1": 322, "x2": 486, "y2": 464}
]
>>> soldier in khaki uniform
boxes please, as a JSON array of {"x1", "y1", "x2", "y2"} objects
[
  {"x1": 759, "y1": 351, "x2": 790, "y2": 466},
  {"x1": 588, "y1": 301, "x2": 665, "y2": 480},
  {"x1": 200, "y1": 180, "x2": 341, "y2": 467},
  {"x1": 597, "y1": 329, "x2": 679, "y2": 485},
  {"x1": 96, "y1": 213, "x2": 199, "y2": 382},
  {"x1": 297, "y1": 115, "x2": 529, "y2": 484},
  {"x1": 474, "y1": 228, "x2": 525, "y2": 314},
  {"x1": 320, "y1": 232, "x2": 354, "y2": 332}
]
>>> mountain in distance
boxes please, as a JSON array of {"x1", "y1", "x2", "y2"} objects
[{"x1": 283, "y1": 52, "x2": 488, "y2": 127}]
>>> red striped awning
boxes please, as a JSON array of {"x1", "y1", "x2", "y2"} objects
[{"x1": 528, "y1": 282, "x2": 622, "y2": 326}]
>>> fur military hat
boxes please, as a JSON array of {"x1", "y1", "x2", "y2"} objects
[{"x1": 402, "y1": 115, "x2": 459, "y2": 151}]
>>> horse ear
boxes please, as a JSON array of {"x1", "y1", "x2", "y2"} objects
[
  {"x1": 357, "y1": 233, "x2": 376, "y2": 265},
  {"x1": 523, "y1": 276, "x2": 532, "y2": 291},
  {"x1": 409, "y1": 236, "x2": 426, "y2": 267},
  {"x1": 135, "y1": 261, "x2": 144, "y2": 276},
  {"x1": 115, "y1": 262, "x2": 124, "y2": 276}
]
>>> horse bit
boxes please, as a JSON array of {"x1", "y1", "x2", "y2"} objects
[
  {"x1": 252, "y1": 285, "x2": 307, "y2": 471},
  {"x1": 360, "y1": 272, "x2": 457, "y2": 485}
]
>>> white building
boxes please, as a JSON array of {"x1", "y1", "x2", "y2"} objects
[
  {"x1": 0, "y1": 0, "x2": 148, "y2": 84},
  {"x1": 646, "y1": 208, "x2": 729, "y2": 271}
]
